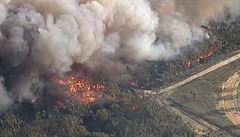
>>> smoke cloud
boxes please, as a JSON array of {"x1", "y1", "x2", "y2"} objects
[
  {"x1": 0, "y1": 76, "x2": 13, "y2": 111},
  {"x1": 0, "y1": 0, "x2": 239, "y2": 111}
]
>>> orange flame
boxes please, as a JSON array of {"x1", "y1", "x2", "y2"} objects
[
  {"x1": 56, "y1": 75, "x2": 105, "y2": 104},
  {"x1": 186, "y1": 42, "x2": 223, "y2": 67}
]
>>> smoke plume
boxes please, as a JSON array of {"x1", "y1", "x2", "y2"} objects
[{"x1": 0, "y1": 0, "x2": 239, "y2": 111}]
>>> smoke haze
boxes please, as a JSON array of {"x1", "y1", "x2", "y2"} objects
[{"x1": 0, "y1": 0, "x2": 239, "y2": 111}]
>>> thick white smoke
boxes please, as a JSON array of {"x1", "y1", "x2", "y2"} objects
[
  {"x1": 2, "y1": 0, "x2": 240, "y2": 72},
  {"x1": 0, "y1": 0, "x2": 239, "y2": 111}
]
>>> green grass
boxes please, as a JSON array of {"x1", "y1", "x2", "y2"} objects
[{"x1": 169, "y1": 59, "x2": 240, "y2": 136}]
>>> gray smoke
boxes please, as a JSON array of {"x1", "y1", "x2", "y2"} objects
[
  {"x1": 0, "y1": 76, "x2": 13, "y2": 111},
  {"x1": 0, "y1": 0, "x2": 239, "y2": 111}
]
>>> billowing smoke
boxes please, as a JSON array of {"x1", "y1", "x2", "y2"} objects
[{"x1": 0, "y1": 0, "x2": 239, "y2": 111}]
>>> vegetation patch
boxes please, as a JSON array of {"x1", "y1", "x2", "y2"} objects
[
  {"x1": 169, "y1": 59, "x2": 240, "y2": 136},
  {"x1": 0, "y1": 91, "x2": 194, "y2": 137}
]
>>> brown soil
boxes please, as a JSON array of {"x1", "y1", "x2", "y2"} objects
[{"x1": 217, "y1": 71, "x2": 240, "y2": 125}]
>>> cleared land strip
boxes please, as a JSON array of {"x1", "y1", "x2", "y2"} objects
[
  {"x1": 150, "y1": 50, "x2": 240, "y2": 135},
  {"x1": 159, "y1": 51, "x2": 240, "y2": 94},
  {"x1": 218, "y1": 72, "x2": 240, "y2": 126}
]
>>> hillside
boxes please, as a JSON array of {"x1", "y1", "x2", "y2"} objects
[
  {"x1": 0, "y1": 92, "x2": 194, "y2": 137},
  {"x1": 169, "y1": 55, "x2": 240, "y2": 136},
  {"x1": 1, "y1": 1, "x2": 240, "y2": 137}
]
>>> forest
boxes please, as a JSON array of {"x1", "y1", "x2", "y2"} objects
[{"x1": 0, "y1": 89, "x2": 194, "y2": 137}]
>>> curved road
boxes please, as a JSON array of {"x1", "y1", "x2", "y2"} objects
[{"x1": 145, "y1": 51, "x2": 240, "y2": 135}]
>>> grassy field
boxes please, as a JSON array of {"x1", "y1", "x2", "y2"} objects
[{"x1": 169, "y1": 58, "x2": 240, "y2": 136}]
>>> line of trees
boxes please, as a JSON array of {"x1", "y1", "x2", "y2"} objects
[{"x1": 0, "y1": 90, "x2": 195, "y2": 137}]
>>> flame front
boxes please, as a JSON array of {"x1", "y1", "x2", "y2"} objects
[
  {"x1": 186, "y1": 42, "x2": 223, "y2": 67},
  {"x1": 57, "y1": 75, "x2": 105, "y2": 104}
]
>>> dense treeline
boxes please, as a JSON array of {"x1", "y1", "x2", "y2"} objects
[{"x1": 0, "y1": 92, "x2": 195, "y2": 137}]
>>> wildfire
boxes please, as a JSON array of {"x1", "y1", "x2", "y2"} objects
[
  {"x1": 186, "y1": 42, "x2": 224, "y2": 67},
  {"x1": 185, "y1": 25, "x2": 224, "y2": 68},
  {"x1": 56, "y1": 75, "x2": 105, "y2": 104}
]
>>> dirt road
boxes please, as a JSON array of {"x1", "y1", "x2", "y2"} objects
[
  {"x1": 159, "y1": 51, "x2": 240, "y2": 95},
  {"x1": 151, "y1": 51, "x2": 240, "y2": 135}
]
